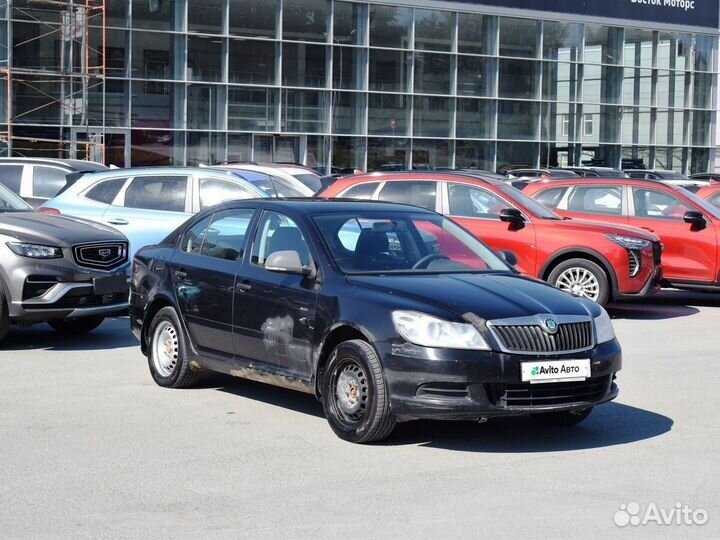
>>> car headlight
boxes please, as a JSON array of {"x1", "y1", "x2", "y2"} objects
[
  {"x1": 7, "y1": 242, "x2": 63, "y2": 259},
  {"x1": 605, "y1": 234, "x2": 651, "y2": 250},
  {"x1": 593, "y1": 308, "x2": 616, "y2": 344},
  {"x1": 392, "y1": 310, "x2": 490, "y2": 350}
]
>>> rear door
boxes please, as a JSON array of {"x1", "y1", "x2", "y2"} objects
[
  {"x1": 442, "y1": 181, "x2": 538, "y2": 275},
  {"x1": 629, "y1": 186, "x2": 717, "y2": 282},
  {"x1": 102, "y1": 175, "x2": 191, "y2": 256},
  {"x1": 171, "y1": 207, "x2": 256, "y2": 358}
]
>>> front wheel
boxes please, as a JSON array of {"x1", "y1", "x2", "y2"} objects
[
  {"x1": 548, "y1": 258, "x2": 610, "y2": 305},
  {"x1": 48, "y1": 315, "x2": 105, "y2": 334},
  {"x1": 322, "y1": 340, "x2": 396, "y2": 444},
  {"x1": 531, "y1": 407, "x2": 593, "y2": 426}
]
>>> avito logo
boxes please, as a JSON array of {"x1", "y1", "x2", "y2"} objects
[
  {"x1": 531, "y1": 365, "x2": 581, "y2": 376},
  {"x1": 614, "y1": 502, "x2": 709, "y2": 527}
]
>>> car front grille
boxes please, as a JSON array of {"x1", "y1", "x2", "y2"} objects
[
  {"x1": 489, "y1": 320, "x2": 593, "y2": 354},
  {"x1": 486, "y1": 376, "x2": 611, "y2": 408},
  {"x1": 73, "y1": 242, "x2": 128, "y2": 270}
]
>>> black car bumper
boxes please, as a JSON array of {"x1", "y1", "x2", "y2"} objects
[{"x1": 377, "y1": 340, "x2": 621, "y2": 422}]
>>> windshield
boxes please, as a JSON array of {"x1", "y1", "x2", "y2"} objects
[
  {"x1": 313, "y1": 212, "x2": 511, "y2": 275},
  {"x1": 496, "y1": 184, "x2": 562, "y2": 219},
  {"x1": 292, "y1": 173, "x2": 322, "y2": 193},
  {"x1": 0, "y1": 183, "x2": 32, "y2": 212}
]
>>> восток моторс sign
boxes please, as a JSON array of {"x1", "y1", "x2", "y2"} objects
[{"x1": 448, "y1": 0, "x2": 718, "y2": 29}]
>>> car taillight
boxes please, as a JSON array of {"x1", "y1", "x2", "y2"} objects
[{"x1": 39, "y1": 207, "x2": 61, "y2": 215}]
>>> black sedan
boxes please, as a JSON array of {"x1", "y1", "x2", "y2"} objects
[{"x1": 130, "y1": 199, "x2": 621, "y2": 443}]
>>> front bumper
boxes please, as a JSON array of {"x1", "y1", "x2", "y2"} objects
[{"x1": 378, "y1": 339, "x2": 621, "y2": 422}]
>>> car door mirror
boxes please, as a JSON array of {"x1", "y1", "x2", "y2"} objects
[
  {"x1": 265, "y1": 250, "x2": 316, "y2": 278},
  {"x1": 683, "y1": 210, "x2": 706, "y2": 228},
  {"x1": 498, "y1": 249, "x2": 518, "y2": 267},
  {"x1": 499, "y1": 208, "x2": 525, "y2": 225}
]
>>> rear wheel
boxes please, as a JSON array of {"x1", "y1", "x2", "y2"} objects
[
  {"x1": 147, "y1": 307, "x2": 199, "y2": 388},
  {"x1": 0, "y1": 291, "x2": 9, "y2": 344},
  {"x1": 322, "y1": 340, "x2": 396, "y2": 444},
  {"x1": 48, "y1": 315, "x2": 105, "y2": 334},
  {"x1": 548, "y1": 258, "x2": 610, "y2": 305},
  {"x1": 532, "y1": 407, "x2": 593, "y2": 426}
]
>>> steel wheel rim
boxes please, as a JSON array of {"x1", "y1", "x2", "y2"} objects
[
  {"x1": 333, "y1": 360, "x2": 369, "y2": 423},
  {"x1": 152, "y1": 321, "x2": 179, "y2": 377},
  {"x1": 555, "y1": 267, "x2": 600, "y2": 301}
]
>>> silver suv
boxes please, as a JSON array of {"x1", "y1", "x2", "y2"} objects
[{"x1": 0, "y1": 184, "x2": 129, "y2": 344}]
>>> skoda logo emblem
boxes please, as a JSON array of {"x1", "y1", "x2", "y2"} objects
[
  {"x1": 543, "y1": 318, "x2": 559, "y2": 334},
  {"x1": 98, "y1": 248, "x2": 112, "y2": 259}
]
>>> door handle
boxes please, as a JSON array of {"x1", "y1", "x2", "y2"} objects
[
  {"x1": 108, "y1": 218, "x2": 129, "y2": 225},
  {"x1": 640, "y1": 226, "x2": 655, "y2": 233},
  {"x1": 174, "y1": 270, "x2": 187, "y2": 280},
  {"x1": 235, "y1": 281, "x2": 252, "y2": 293}
]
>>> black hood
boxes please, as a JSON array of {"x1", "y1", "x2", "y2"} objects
[
  {"x1": 347, "y1": 272, "x2": 598, "y2": 321},
  {"x1": 0, "y1": 212, "x2": 127, "y2": 246}
]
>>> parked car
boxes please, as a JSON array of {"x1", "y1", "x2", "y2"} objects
[
  {"x1": 0, "y1": 157, "x2": 107, "y2": 208},
  {"x1": 690, "y1": 172, "x2": 720, "y2": 183},
  {"x1": 523, "y1": 178, "x2": 720, "y2": 292},
  {"x1": 0, "y1": 183, "x2": 129, "y2": 343},
  {"x1": 561, "y1": 167, "x2": 628, "y2": 178},
  {"x1": 624, "y1": 169, "x2": 691, "y2": 186},
  {"x1": 694, "y1": 184, "x2": 720, "y2": 208},
  {"x1": 319, "y1": 172, "x2": 662, "y2": 305},
  {"x1": 39, "y1": 167, "x2": 267, "y2": 258},
  {"x1": 205, "y1": 166, "x2": 308, "y2": 197},
  {"x1": 506, "y1": 168, "x2": 581, "y2": 180},
  {"x1": 260, "y1": 163, "x2": 323, "y2": 193},
  {"x1": 131, "y1": 198, "x2": 621, "y2": 443}
]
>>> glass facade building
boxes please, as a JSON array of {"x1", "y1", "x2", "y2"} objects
[{"x1": 0, "y1": 0, "x2": 718, "y2": 173}]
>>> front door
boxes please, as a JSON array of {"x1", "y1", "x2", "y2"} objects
[
  {"x1": 234, "y1": 210, "x2": 318, "y2": 381},
  {"x1": 171, "y1": 208, "x2": 256, "y2": 357},
  {"x1": 443, "y1": 182, "x2": 538, "y2": 275},
  {"x1": 629, "y1": 186, "x2": 718, "y2": 283}
]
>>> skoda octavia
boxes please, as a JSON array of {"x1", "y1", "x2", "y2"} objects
[{"x1": 131, "y1": 199, "x2": 621, "y2": 443}]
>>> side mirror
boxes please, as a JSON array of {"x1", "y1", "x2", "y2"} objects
[
  {"x1": 499, "y1": 208, "x2": 525, "y2": 225},
  {"x1": 265, "y1": 250, "x2": 316, "y2": 278},
  {"x1": 498, "y1": 249, "x2": 518, "y2": 267},
  {"x1": 683, "y1": 210, "x2": 706, "y2": 228}
]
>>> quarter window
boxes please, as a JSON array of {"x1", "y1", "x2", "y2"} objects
[
  {"x1": 0, "y1": 165, "x2": 24, "y2": 194},
  {"x1": 252, "y1": 211, "x2": 312, "y2": 267},
  {"x1": 567, "y1": 186, "x2": 623, "y2": 215},
  {"x1": 377, "y1": 181, "x2": 437, "y2": 210},
  {"x1": 124, "y1": 176, "x2": 187, "y2": 212},
  {"x1": 448, "y1": 182, "x2": 511, "y2": 219},
  {"x1": 199, "y1": 178, "x2": 256, "y2": 210},
  {"x1": 33, "y1": 166, "x2": 68, "y2": 199},
  {"x1": 632, "y1": 188, "x2": 692, "y2": 220},
  {"x1": 85, "y1": 178, "x2": 127, "y2": 204}
]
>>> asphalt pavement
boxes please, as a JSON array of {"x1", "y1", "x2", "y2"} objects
[{"x1": 1, "y1": 290, "x2": 718, "y2": 539}]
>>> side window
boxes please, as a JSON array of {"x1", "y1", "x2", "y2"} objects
[
  {"x1": 181, "y1": 215, "x2": 212, "y2": 255},
  {"x1": 534, "y1": 187, "x2": 567, "y2": 209},
  {"x1": 252, "y1": 211, "x2": 311, "y2": 267},
  {"x1": 567, "y1": 186, "x2": 623, "y2": 215},
  {"x1": 378, "y1": 181, "x2": 437, "y2": 210},
  {"x1": 85, "y1": 178, "x2": 127, "y2": 204},
  {"x1": 201, "y1": 209, "x2": 255, "y2": 261},
  {"x1": 0, "y1": 165, "x2": 24, "y2": 193},
  {"x1": 627, "y1": 171, "x2": 646, "y2": 179},
  {"x1": 199, "y1": 178, "x2": 256, "y2": 210},
  {"x1": 124, "y1": 176, "x2": 187, "y2": 212},
  {"x1": 632, "y1": 188, "x2": 692, "y2": 220},
  {"x1": 448, "y1": 182, "x2": 510, "y2": 219},
  {"x1": 342, "y1": 182, "x2": 380, "y2": 199},
  {"x1": 33, "y1": 166, "x2": 68, "y2": 198},
  {"x1": 708, "y1": 193, "x2": 720, "y2": 208}
]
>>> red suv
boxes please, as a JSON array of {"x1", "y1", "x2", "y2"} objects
[
  {"x1": 695, "y1": 184, "x2": 720, "y2": 208},
  {"x1": 320, "y1": 172, "x2": 662, "y2": 304},
  {"x1": 524, "y1": 178, "x2": 720, "y2": 291}
]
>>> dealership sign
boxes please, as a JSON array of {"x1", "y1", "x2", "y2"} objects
[{"x1": 450, "y1": 0, "x2": 718, "y2": 29}]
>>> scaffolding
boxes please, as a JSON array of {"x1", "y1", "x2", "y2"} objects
[{"x1": 1, "y1": 0, "x2": 106, "y2": 160}]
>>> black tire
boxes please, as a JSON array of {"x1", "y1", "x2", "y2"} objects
[
  {"x1": 147, "y1": 306, "x2": 199, "y2": 388},
  {"x1": 0, "y1": 290, "x2": 9, "y2": 344},
  {"x1": 48, "y1": 315, "x2": 105, "y2": 334},
  {"x1": 547, "y1": 258, "x2": 610, "y2": 305},
  {"x1": 532, "y1": 407, "x2": 593, "y2": 426},
  {"x1": 322, "y1": 339, "x2": 396, "y2": 444}
]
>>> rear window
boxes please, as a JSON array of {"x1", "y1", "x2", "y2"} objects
[
  {"x1": 33, "y1": 166, "x2": 69, "y2": 198},
  {"x1": 85, "y1": 178, "x2": 127, "y2": 204},
  {"x1": 292, "y1": 173, "x2": 322, "y2": 193},
  {"x1": 124, "y1": 176, "x2": 187, "y2": 212},
  {"x1": 342, "y1": 182, "x2": 380, "y2": 199},
  {"x1": 0, "y1": 165, "x2": 23, "y2": 194}
]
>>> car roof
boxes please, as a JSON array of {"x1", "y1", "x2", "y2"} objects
[
  {"x1": 334, "y1": 171, "x2": 507, "y2": 187},
  {"x1": 0, "y1": 157, "x2": 107, "y2": 171},
  {"x1": 214, "y1": 197, "x2": 438, "y2": 215}
]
